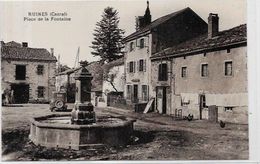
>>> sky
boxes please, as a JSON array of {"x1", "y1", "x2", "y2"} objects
[{"x1": 0, "y1": 0, "x2": 246, "y2": 67}]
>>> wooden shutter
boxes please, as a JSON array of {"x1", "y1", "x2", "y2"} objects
[
  {"x1": 163, "y1": 64, "x2": 168, "y2": 81},
  {"x1": 127, "y1": 62, "x2": 129, "y2": 73},
  {"x1": 125, "y1": 43, "x2": 129, "y2": 52},
  {"x1": 137, "y1": 60, "x2": 139, "y2": 72},
  {"x1": 144, "y1": 60, "x2": 146, "y2": 72},
  {"x1": 133, "y1": 61, "x2": 136, "y2": 73}
]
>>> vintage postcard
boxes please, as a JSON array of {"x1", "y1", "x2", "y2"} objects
[{"x1": 0, "y1": 0, "x2": 259, "y2": 162}]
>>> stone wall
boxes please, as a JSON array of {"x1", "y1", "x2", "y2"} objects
[
  {"x1": 150, "y1": 46, "x2": 248, "y2": 123},
  {"x1": 1, "y1": 59, "x2": 56, "y2": 102},
  {"x1": 124, "y1": 33, "x2": 152, "y2": 104},
  {"x1": 174, "y1": 46, "x2": 247, "y2": 94},
  {"x1": 173, "y1": 46, "x2": 248, "y2": 123}
]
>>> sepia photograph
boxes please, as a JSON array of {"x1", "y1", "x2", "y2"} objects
[{"x1": 0, "y1": 0, "x2": 258, "y2": 162}]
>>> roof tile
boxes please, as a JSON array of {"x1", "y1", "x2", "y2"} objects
[{"x1": 1, "y1": 42, "x2": 57, "y2": 62}]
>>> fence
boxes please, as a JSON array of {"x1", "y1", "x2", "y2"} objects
[{"x1": 108, "y1": 95, "x2": 133, "y2": 110}]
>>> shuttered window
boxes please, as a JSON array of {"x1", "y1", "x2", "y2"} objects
[
  {"x1": 201, "y1": 64, "x2": 208, "y2": 77},
  {"x1": 158, "y1": 63, "x2": 168, "y2": 81},
  {"x1": 129, "y1": 61, "x2": 135, "y2": 73},
  {"x1": 139, "y1": 59, "x2": 144, "y2": 72},
  {"x1": 37, "y1": 86, "x2": 45, "y2": 98},
  {"x1": 37, "y1": 65, "x2": 44, "y2": 75}
]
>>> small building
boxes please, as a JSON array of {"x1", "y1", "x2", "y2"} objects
[
  {"x1": 102, "y1": 57, "x2": 125, "y2": 107},
  {"x1": 123, "y1": 3, "x2": 207, "y2": 107},
  {"x1": 55, "y1": 61, "x2": 103, "y2": 103},
  {"x1": 1, "y1": 41, "x2": 57, "y2": 103},
  {"x1": 150, "y1": 13, "x2": 247, "y2": 123}
]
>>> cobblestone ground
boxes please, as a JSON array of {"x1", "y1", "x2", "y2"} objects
[{"x1": 1, "y1": 104, "x2": 248, "y2": 161}]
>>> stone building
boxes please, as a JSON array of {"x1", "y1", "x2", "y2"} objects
[
  {"x1": 123, "y1": 3, "x2": 207, "y2": 106},
  {"x1": 1, "y1": 41, "x2": 57, "y2": 103},
  {"x1": 102, "y1": 57, "x2": 125, "y2": 107},
  {"x1": 150, "y1": 14, "x2": 247, "y2": 123}
]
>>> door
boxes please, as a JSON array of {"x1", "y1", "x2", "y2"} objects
[
  {"x1": 156, "y1": 87, "x2": 167, "y2": 114},
  {"x1": 133, "y1": 85, "x2": 138, "y2": 103},
  {"x1": 11, "y1": 84, "x2": 29, "y2": 104},
  {"x1": 199, "y1": 94, "x2": 206, "y2": 119}
]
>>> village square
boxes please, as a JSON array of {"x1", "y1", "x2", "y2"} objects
[{"x1": 1, "y1": 0, "x2": 248, "y2": 161}]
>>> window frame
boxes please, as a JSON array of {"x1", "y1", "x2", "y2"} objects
[
  {"x1": 224, "y1": 106, "x2": 233, "y2": 112},
  {"x1": 15, "y1": 65, "x2": 26, "y2": 80},
  {"x1": 224, "y1": 60, "x2": 233, "y2": 76},
  {"x1": 201, "y1": 63, "x2": 209, "y2": 77},
  {"x1": 140, "y1": 38, "x2": 144, "y2": 48},
  {"x1": 181, "y1": 66, "x2": 187, "y2": 78},
  {"x1": 129, "y1": 61, "x2": 134, "y2": 73},
  {"x1": 37, "y1": 86, "x2": 45, "y2": 98},
  {"x1": 37, "y1": 65, "x2": 44, "y2": 75},
  {"x1": 139, "y1": 59, "x2": 144, "y2": 72},
  {"x1": 158, "y1": 63, "x2": 168, "y2": 81}
]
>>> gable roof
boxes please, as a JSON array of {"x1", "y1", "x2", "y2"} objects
[
  {"x1": 123, "y1": 7, "x2": 193, "y2": 42},
  {"x1": 151, "y1": 24, "x2": 247, "y2": 60},
  {"x1": 1, "y1": 41, "x2": 57, "y2": 62}
]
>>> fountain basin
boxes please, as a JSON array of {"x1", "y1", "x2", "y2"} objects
[{"x1": 29, "y1": 114, "x2": 135, "y2": 150}]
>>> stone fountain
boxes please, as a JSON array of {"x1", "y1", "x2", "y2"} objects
[{"x1": 29, "y1": 61, "x2": 135, "y2": 150}]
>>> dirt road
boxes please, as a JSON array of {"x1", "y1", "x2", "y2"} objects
[{"x1": 1, "y1": 104, "x2": 248, "y2": 161}]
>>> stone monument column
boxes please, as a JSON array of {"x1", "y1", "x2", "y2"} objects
[{"x1": 71, "y1": 61, "x2": 95, "y2": 124}]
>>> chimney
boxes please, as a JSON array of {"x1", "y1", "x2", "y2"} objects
[
  {"x1": 208, "y1": 13, "x2": 219, "y2": 39},
  {"x1": 22, "y1": 42, "x2": 28, "y2": 47},
  {"x1": 50, "y1": 48, "x2": 54, "y2": 56}
]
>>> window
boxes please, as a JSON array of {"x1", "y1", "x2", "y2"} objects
[
  {"x1": 201, "y1": 64, "x2": 208, "y2": 77},
  {"x1": 127, "y1": 85, "x2": 132, "y2": 99},
  {"x1": 227, "y1": 49, "x2": 231, "y2": 53},
  {"x1": 142, "y1": 85, "x2": 148, "y2": 101},
  {"x1": 139, "y1": 59, "x2": 144, "y2": 72},
  {"x1": 130, "y1": 42, "x2": 134, "y2": 51},
  {"x1": 129, "y1": 61, "x2": 135, "y2": 73},
  {"x1": 140, "y1": 38, "x2": 144, "y2": 48},
  {"x1": 37, "y1": 65, "x2": 44, "y2": 75},
  {"x1": 225, "y1": 61, "x2": 232, "y2": 76},
  {"x1": 37, "y1": 86, "x2": 45, "y2": 98},
  {"x1": 181, "y1": 67, "x2": 187, "y2": 78},
  {"x1": 158, "y1": 63, "x2": 168, "y2": 81},
  {"x1": 224, "y1": 107, "x2": 233, "y2": 111},
  {"x1": 15, "y1": 65, "x2": 26, "y2": 80}
]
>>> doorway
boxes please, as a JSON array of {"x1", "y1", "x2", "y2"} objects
[
  {"x1": 133, "y1": 85, "x2": 138, "y2": 103},
  {"x1": 199, "y1": 94, "x2": 206, "y2": 119},
  {"x1": 11, "y1": 84, "x2": 29, "y2": 104},
  {"x1": 156, "y1": 86, "x2": 167, "y2": 114}
]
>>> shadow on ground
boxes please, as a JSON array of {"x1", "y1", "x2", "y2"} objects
[{"x1": 2, "y1": 127, "x2": 193, "y2": 161}]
